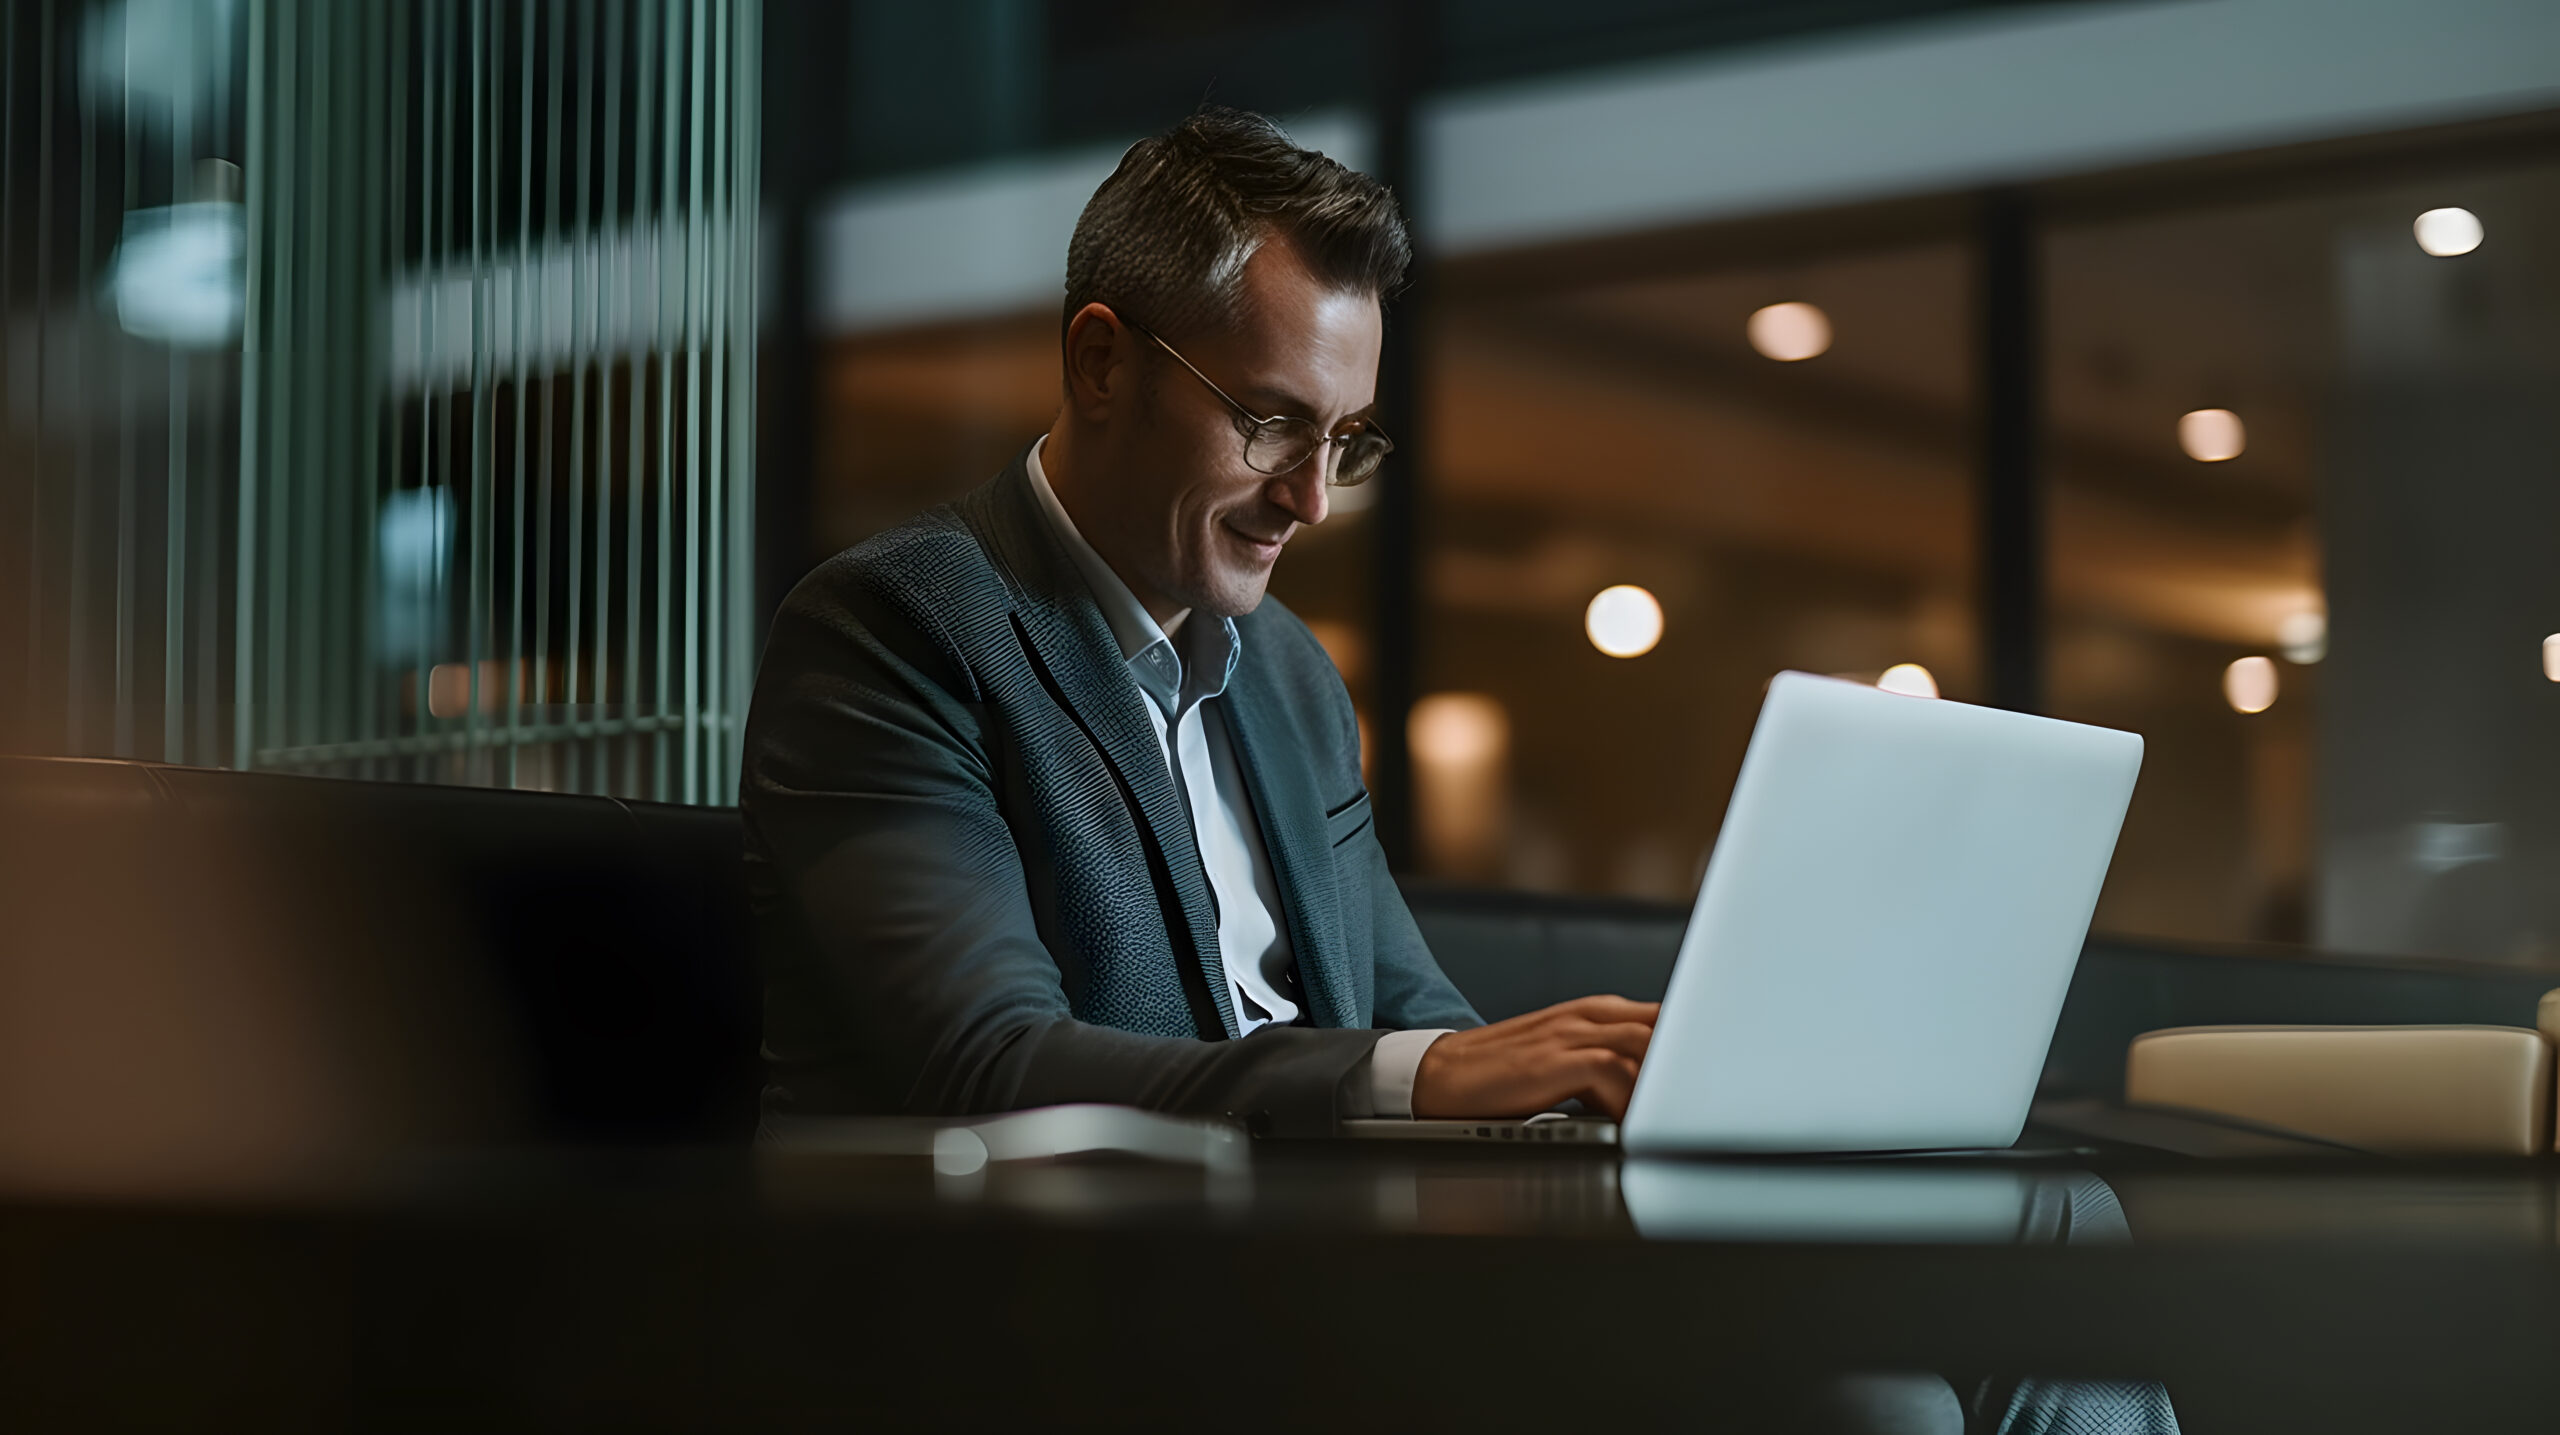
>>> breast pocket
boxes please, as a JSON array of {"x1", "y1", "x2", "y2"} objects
[{"x1": 1324, "y1": 789, "x2": 1374, "y2": 849}]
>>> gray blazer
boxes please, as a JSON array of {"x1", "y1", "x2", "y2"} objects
[{"x1": 740, "y1": 452, "x2": 1482, "y2": 1136}]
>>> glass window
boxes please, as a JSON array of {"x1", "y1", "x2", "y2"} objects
[
  {"x1": 1422, "y1": 238, "x2": 1976, "y2": 897},
  {"x1": 2046, "y1": 158, "x2": 2560, "y2": 961},
  {"x1": 819, "y1": 317, "x2": 1059, "y2": 553}
]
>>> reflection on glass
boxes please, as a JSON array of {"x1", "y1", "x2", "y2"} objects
[
  {"x1": 2174, "y1": 407, "x2": 2245, "y2": 462},
  {"x1": 2050, "y1": 159, "x2": 2560, "y2": 959},
  {"x1": 1411, "y1": 693, "x2": 1511, "y2": 881},
  {"x1": 1623, "y1": 1161, "x2": 2035, "y2": 1243},
  {"x1": 1746, "y1": 300, "x2": 1833, "y2": 361},
  {"x1": 1428, "y1": 242, "x2": 1975, "y2": 897},
  {"x1": 2412, "y1": 205, "x2": 2485, "y2": 257},
  {"x1": 1583, "y1": 584, "x2": 1664, "y2": 657},
  {"x1": 2277, "y1": 611, "x2": 2327, "y2": 664},
  {"x1": 2222, "y1": 655, "x2": 2278, "y2": 714},
  {"x1": 1627, "y1": 1162, "x2": 2183, "y2": 1431},
  {"x1": 107, "y1": 202, "x2": 246, "y2": 347}
]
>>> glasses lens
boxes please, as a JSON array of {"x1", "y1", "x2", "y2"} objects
[
  {"x1": 1243, "y1": 419, "x2": 1321, "y2": 476},
  {"x1": 1330, "y1": 427, "x2": 1393, "y2": 487}
]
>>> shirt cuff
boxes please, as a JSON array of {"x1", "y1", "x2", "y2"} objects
[{"x1": 1347, "y1": 1029, "x2": 1452, "y2": 1120}]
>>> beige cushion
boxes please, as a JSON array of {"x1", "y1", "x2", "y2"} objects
[{"x1": 2125, "y1": 1025, "x2": 2553, "y2": 1157}]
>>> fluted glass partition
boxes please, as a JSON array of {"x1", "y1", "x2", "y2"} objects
[
  {"x1": 1, "y1": 0, "x2": 246, "y2": 767},
  {"x1": 1, "y1": 0, "x2": 759, "y2": 804}
]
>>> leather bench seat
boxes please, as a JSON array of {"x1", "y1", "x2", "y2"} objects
[{"x1": 2126, "y1": 1025, "x2": 2555, "y2": 1157}]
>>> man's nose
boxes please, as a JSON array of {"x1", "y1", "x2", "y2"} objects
[{"x1": 1268, "y1": 448, "x2": 1330, "y2": 527}]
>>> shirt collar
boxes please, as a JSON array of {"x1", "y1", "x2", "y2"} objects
[{"x1": 1024, "y1": 436, "x2": 1241, "y2": 718}]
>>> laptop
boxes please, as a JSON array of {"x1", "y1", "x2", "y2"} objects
[{"x1": 1345, "y1": 670, "x2": 2143, "y2": 1154}]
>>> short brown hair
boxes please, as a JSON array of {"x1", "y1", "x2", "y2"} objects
[{"x1": 1063, "y1": 107, "x2": 1411, "y2": 341}]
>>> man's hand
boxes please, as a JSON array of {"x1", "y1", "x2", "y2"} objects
[{"x1": 1410, "y1": 995, "x2": 1660, "y2": 1121}]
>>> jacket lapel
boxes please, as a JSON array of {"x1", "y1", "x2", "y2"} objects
[
  {"x1": 965, "y1": 455, "x2": 1239, "y2": 1039},
  {"x1": 1218, "y1": 676, "x2": 1356, "y2": 1030}
]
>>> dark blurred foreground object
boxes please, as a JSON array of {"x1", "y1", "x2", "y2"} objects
[
  {"x1": 9, "y1": 1141, "x2": 2560, "y2": 1432},
  {"x1": 0, "y1": 758, "x2": 758, "y2": 1198}
]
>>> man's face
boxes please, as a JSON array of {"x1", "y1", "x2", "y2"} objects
[{"x1": 1094, "y1": 240, "x2": 1383, "y2": 620}]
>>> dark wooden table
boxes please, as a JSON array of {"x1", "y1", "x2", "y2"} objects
[{"x1": 7, "y1": 1139, "x2": 2558, "y2": 1431}]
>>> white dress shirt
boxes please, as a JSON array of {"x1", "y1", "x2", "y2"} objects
[{"x1": 1026, "y1": 440, "x2": 1445, "y2": 1117}]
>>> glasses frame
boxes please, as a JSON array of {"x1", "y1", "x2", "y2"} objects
[{"x1": 1125, "y1": 320, "x2": 1393, "y2": 488}]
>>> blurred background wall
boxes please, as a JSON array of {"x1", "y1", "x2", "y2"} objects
[{"x1": 7, "y1": 0, "x2": 2559, "y2": 969}]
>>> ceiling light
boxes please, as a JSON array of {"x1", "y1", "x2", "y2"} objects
[
  {"x1": 1876, "y1": 663, "x2": 1939, "y2": 699},
  {"x1": 1584, "y1": 585, "x2": 1664, "y2": 657},
  {"x1": 2178, "y1": 408, "x2": 2245, "y2": 463},
  {"x1": 2413, "y1": 207, "x2": 2483, "y2": 258},
  {"x1": 2544, "y1": 634, "x2": 2560, "y2": 683},
  {"x1": 107, "y1": 201, "x2": 245, "y2": 347},
  {"x1": 1409, "y1": 693, "x2": 1509, "y2": 769},
  {"x1": 1747, "y1": 302, "x2": 1831, "y2": 362},
  {"x1": 2224, "y1": 655, "x2": 2278, "y2": 714},
  {"x1": 2277, "y1": 611, "x2": 2326, "y2": 665}
]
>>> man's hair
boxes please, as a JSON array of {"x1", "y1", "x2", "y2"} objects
[{"x1": 1063, "y1": 107, "x2": 1411, "y2": 341}]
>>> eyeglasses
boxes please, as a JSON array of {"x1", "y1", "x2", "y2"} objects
[{"x1": 1128, "y1": 321, "x2": 1393, "y2": 488}]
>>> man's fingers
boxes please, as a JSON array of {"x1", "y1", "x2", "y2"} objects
[
  {"x1": 1547, "y1": 1017, "x2": 1655, "y2": 1062},
  {"x1": 1484, "y1": 995, "x2": 1657, "y2": 1042},
  {"x1": 1555, "y1": 994, "x2": 1660, "y2": 1026},
  {"x1": 1578, "y1": 1020, "x2": 1653, "y2": 1061},
  {"x1": 1415, "y1": 1004, "x2": 1659, "y2": 1119},
  {"x1": 1575, "y1": 1053, "x2": 1641, "y2": 1120}
]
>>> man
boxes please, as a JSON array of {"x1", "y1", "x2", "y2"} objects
[
  {"x1": 740, "y1": 108, "x2": 2180, "y2": 1435},
  {"x1": 740, "y1": 107, "x2": 1655, "y2": 1133}
]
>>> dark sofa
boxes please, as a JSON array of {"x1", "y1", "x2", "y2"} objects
[{"x1": 6, "y1": 755, "x2": 2552, "y2": 1147}]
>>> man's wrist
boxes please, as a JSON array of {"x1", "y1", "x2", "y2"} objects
[{"x1": 1362, "y1": 1028, "x2": 1451, "y2": 1119}]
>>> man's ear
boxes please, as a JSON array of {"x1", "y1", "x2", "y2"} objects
[{"x1": 1062, "y1": 302, "x2": 1131, "y2": 423}]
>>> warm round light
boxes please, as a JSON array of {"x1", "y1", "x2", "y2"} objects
[
  {"x1": 1584, "y1": 584, "x2": 1664, "y2": 657},
  {"x1": 2224, "y1": 655, "x2": 2279, "y2": 714},
  {"x1": 2413, "y1": 207, "x2": 2484, "y2": 258},
  {"x1": 1409, "y1": 692, "x2": 1509, "y2": 768},
  {"x1": 2543, "y1": 634, "x2": 2560, "y2": 683},
  {"x1": 2278, "y1": 611, "x2": 2327, "y2": 665},
  {"x1": 1304, "y1": 619, "x2": 1366, "y2": 682},
  {"x1": 1747, "y1": 301, "x2": 1831, "y2": 362},
  {"x1": 1876, "y1": 663, "x2": 1939, "y2": 699},
  {"x1": 2178, "y1": 408, "x2": 2246, "y2": 462}
]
